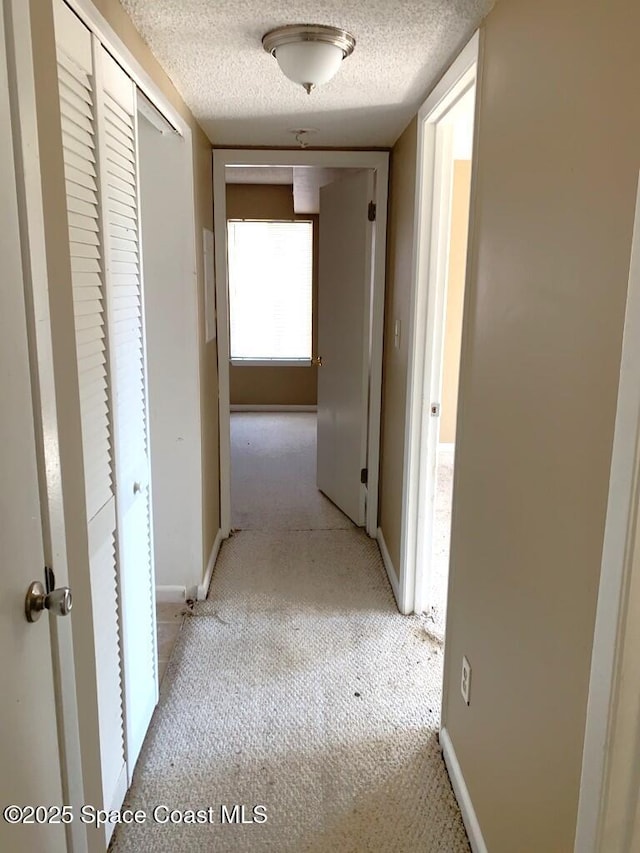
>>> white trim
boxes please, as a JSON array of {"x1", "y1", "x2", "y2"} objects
[
  {"x1": 197, "y1": 528, "x2": 224, "y2": 600},
  {"x1": 438, "y1": 442, "x2": 455, "y2": 452},
  {"x1": 230, "y1": 404, "x2": 317, "y2": 412},
  {"x1": 155, "y1": 585, "x2": 187, "y2": 604},
  {"x1": 575, "y1": 172, "x2": 640, "y2": 853},
  {"x1": 366, "y1": 165, "x2": 389, "y2": 538},
  {"x1": 440, "y1": 726, "x2": 488, "y2": 853},
  {"x1": 376, "y1": 528, "x2": 402, "y2": 612},
  {"x1": 214, "y1": 149, "x2": 389, "y2": 540},
  {"x1": 231, "y1": 358, "x2": 312, "y2": 367},
  {"x1": 137, "y1": 90, "x2": 177, "y2": 136},
  {"x1": 64, "y1": 0, "x2": 188, "y2": 137},
  {"x1": 204, "y1": 227, "x2": 216, "y2": 342},
  {"x1": 400, "y1": 31, "x2": 479, "y2": 616}
]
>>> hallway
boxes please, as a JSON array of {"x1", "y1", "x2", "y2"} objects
[{"x1": 111, "y1": 414, "x2": 469, "y2": 852}]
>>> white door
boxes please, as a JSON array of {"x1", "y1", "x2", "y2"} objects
[
  {"x1": 0, "y1": 12, "x2": 66, "y2": 849},
  {"x1": 99, "y1": 47, "x2": 157, "y2": 773},
  {"x1": 54, "y1": 1, "x2": 128, "y2": 818},
  {"x1": 317, "y1": 170, "x2": 374, "y2": 525},
  {"x1": 53, "y1": 0, "x2": 157, "y2": 809}
]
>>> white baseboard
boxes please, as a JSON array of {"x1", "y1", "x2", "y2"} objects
[
  {"x1": 440, "y1": 726, "x2": 488, "y2": 853},
  {"x1": 376, "y1": 527, "x2": 401, "y2": 610},
  {"x1": 155, "y1": 585, "x2": 186, "y2": 604},
  {"x1": 230, "y1": 404, "x2": 317, "y2": 412},
  {"x1": 197, "y1": 528, "x2": 225, "y2": 600}
]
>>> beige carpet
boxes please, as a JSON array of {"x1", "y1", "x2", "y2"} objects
[
  {"x1": 110, "y1": 414, "x2": 469, "y2": 852},
  {"x1": 231, "y1": 412, "x2": 353, "y2": 530}
]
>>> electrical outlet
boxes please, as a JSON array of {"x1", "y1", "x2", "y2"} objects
[{"x1": 461, "y1": 656, "x2": 471, "y2": 705}]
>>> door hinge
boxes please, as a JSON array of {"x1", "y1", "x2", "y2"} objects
[
  {"x1": 368, "y1": 201, "x2": 376, "y2": 222},
  {"x1": 360, "y1": 467, "x2": 368, "y2": 485}
]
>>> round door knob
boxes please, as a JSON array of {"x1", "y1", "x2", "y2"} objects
[{"x1": 25, "y1": 581, "x2": 73, "y2": 623}]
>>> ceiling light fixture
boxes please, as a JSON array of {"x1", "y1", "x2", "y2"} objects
[{"x1": 262, "y1": 24, "x2": 355, "y2": 95}]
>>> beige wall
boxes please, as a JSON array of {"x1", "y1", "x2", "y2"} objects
[
  {"x1": 56, "y1": 0, "x2": 219, "y2": 570},
  {"x1": 378, "y1": 118, "x2": 417, "y2": 571},
  {"x1": 439, "y1": 160, "x2": 471, "y2": 444},
  {"x1": 440, "y1": 0, "x2": 640, "y2": 850},
  {"x1": 227, "y1": 184, "x2": 318, "y2": 406}
]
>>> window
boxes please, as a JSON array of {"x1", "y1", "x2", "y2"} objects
[{"x1": 227, "y1": 220, "x2": 313, "y2": 363}]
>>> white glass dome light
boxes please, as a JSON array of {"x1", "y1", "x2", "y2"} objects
[{"x1": 262, "y1": 25, "x2": 356, "y2": 95}]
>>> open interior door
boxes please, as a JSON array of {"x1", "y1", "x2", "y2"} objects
[
  {"x1": 0, "y1": 16, "x2": 65, "y2": 849},
  {"x1": 317, "y1": 170, "x2": 374, "y2": 525}
]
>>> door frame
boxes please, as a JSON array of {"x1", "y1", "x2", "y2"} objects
[
  {"x1": 399, "y1": 32, "x2": 479, "y2": 615},
  {"x1": 213, "y1": 149, "x2": 389, "y2": 539},
  {"x1": 574, "y1": 172, "x2": 640, "y2": 852}
]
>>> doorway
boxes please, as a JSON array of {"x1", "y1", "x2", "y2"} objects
[
  {"x1": 423, "y1": 89, "x2": 475, "y2": 637},
  {"x1": 400, "y1": 33, "x2": 479, "y2": 624},
  {"x1": 222, "y1": 165, "x2": 378, "y2": 530},
  {"x1": 213, "y1": 151, "x2": 389, "y2": 540},
  {"x1": 223, "y1": 174, "x2": 324, "y2": 528}
]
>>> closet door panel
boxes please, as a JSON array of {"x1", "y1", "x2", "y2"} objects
[
  {"x1": 53, "y1": 0, "x2": 126, "y2": 815},
  {"x1": 99, "y1": 47, "x2": 157, "y2": 775}
]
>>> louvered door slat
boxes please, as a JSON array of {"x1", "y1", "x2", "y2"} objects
[
  {"x1": 64, "y1": 168, "x2": 98, "y2": 195},
  {"x1": 104, "y1": 96, "x2": 133, "y2": 130},
  {"x1": 110, "y1": 238, "x2": 136, "y2": 255},
  {"x1": 108, "y1": 186, "x2": 136, "y2": 209},
  {"x1": 68, "y1": 197, "x2": 99, "y2": 221},
  {"x1": 105, "y1": 144, "x2": 136, "y2": 176},
  {"x1": 60, "y1": 85, "x2": 94, "y2": 120},
  {"x1": 107, "y1": 174, "x2": 136, "y2": 201},
  {"x1": 61, "y1": 115, "x2": 95, "y2": 151},
  {"x1": 66, "y1": 182, "x2": 98, "y2": 206},
  {"x1": 70, "y1": 241, "x2": 100, "y2": 261},
  {"x1": 72, "y1": 271, "x2": 102, "y2": 288},
  {"x1": 75, "y1": 313, "x2": 103, "y2": 332},
  {"x1": 104, "y1": 108, "x2": 134, "y2": 142},
  {"x1": 63, "y1": 134, "x2": 95, "y2": 162},
  {"x1": 110, "y1": 225, "x2": 136, "y2": 243},
  {"x1": 105, "y1": 159, "x2": 136, "y2": 186},
  {"x1": 76, "y1": 325, "x2": 105, "y2": 346},
  {"x1": 68, "y1": 211, "x2": 100, "y2": 232},
  {"x1": 73, "y1": 298, "x2": 102, "y2": 319},
  {"x1": 58, "y1": 63, "x2": 93, "y2": 103},
  {"x1": 105, "y1": 129, "x2": 135, "y2": 159},
  {"x1": 76, "y1": 338, "x2": 105, "y2": 360},
  {"x1": 69, "y1": 226, "x2": 100, "y2": 246}
]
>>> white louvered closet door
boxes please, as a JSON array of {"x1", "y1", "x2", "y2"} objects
[
  {"x1": 53, "y1": 0, "x2": 127, "y2": 814},
  {"x1": 98, "y1": 47, "x2": 157, "y2": 773}
]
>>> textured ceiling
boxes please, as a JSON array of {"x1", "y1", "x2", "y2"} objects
[{"x1": 120, "y1": 0, "x2": 494, "y2": 147}]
